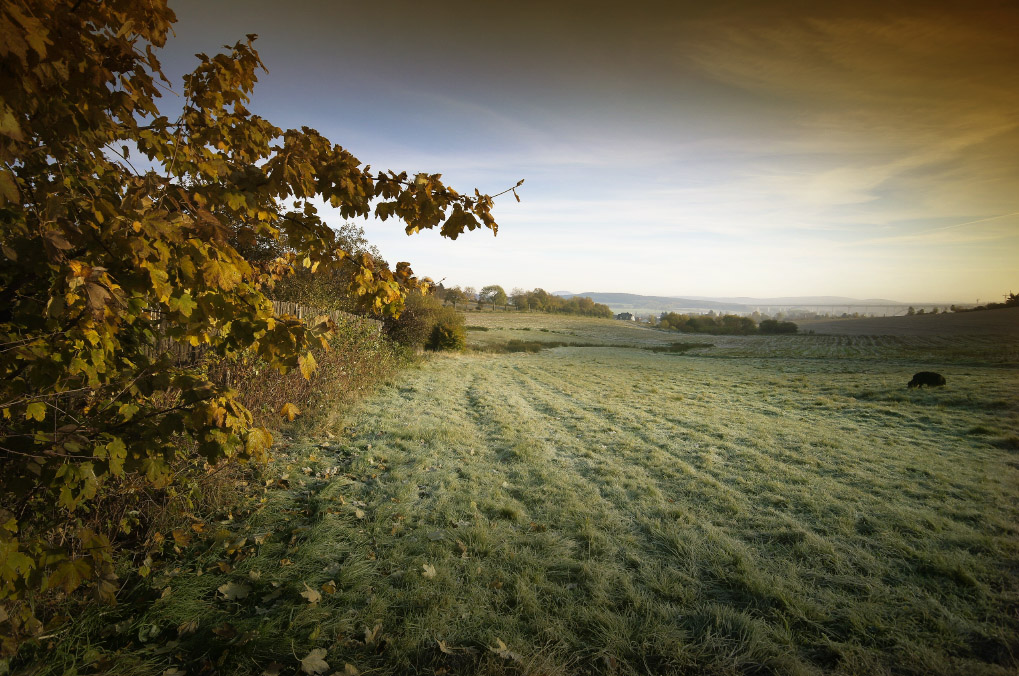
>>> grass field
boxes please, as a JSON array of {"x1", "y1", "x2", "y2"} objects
[{"x1": 27, "y1": 314, "x2": 1019, "y2": 675}]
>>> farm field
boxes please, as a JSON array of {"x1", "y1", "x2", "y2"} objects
[
  {"x1": 35, "y1": 315, "x2": 1019, "y2": 676},
  {"x1": 796, "y1": 307, "x2": 1019, "y2": 338}
]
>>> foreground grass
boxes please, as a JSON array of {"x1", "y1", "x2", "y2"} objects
[{"x1": 18, "y1": 318, "x2": 1019, "y2": 675}]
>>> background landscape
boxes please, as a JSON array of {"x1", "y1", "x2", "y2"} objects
[{"x1": 1, "y1": 2, "x2": 1017, "y2": 676}]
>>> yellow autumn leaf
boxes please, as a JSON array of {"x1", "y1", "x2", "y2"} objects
[
  {"x1": 299, "y1": 351, "x2": 317, "y2": 380},
  {"x1": 300, "y1": 582, "x2": 322, "y2": 604},
  {"x1": 280, "y1": 403, "x2": 301, "y2": 421},
  {"x1": 217, "y1": 581, "x2": 251, "y2": 600},
  {"x1": 300, "y1": 648, "x2": 329, "y2": 675},
  {"x1": 25, "y1": 401, "x2": 45, "y2": 421}
]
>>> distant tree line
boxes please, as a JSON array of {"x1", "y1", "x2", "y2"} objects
[
  {"x1": 433, "y1": 285, "x2": 613, "y2": 317},
  {"x1": 656, "y1": 312, "x2": 798, "y2": 335},
  {"x1": 509, "y1": 289, "x2": 614, "y2": 317},
  {"x1": 949, "y1": 291, "x2": 1018, "y2": 313}
]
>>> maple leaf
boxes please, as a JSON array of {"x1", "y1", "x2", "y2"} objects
[
  {"x1": 421, "y1": 563, "x2": 436, "y2": 579},
  {"x1": 300, "y1": 648, "x2": 329, "y2": 675},
  {"x1": 217, "y1": 581, "x2": 251, "y2": 600}
]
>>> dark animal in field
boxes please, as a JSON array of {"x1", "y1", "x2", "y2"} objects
[{"x1": 908, "y1": 371, "x2": 946, "y2": 388}]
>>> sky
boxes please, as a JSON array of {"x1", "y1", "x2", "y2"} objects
[{"x1": 160, "y1": 0, "x2": 1018, "y2": 303}]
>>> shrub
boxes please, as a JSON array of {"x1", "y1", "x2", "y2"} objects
[
  {"x1": 759, "y1": 319, "x2": 799, "y2": 334},
  {"x1": 426, "y1": 309, "x2": 467, "y2": 351},
  {"x1": 383, "y1": 290, "x2": 445, "y2": 348}
]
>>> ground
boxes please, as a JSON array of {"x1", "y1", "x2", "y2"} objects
[{"x1": 30, "y1": 313, "x2": 1019, "y2": 676}]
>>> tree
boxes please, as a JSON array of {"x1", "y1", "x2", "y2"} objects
[
  {"x1": 445, "y1": 285, "x2": 469, "y2": 309},
  {"x1": 0, "y1": 0, "x2": 514, "y2": 651},
  {"x1": 479, "y1": 284, "x2": 507, "y2": 310}
]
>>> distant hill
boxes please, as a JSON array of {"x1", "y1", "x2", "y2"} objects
[
  {"x1": 552, "y1": 291, "x2": 935, "y2": 316},
  {"x1": 681, "y1": 295, "x2": 904, "y2": 305},
  {"x1": 556, "y1": 292, "x2": 747, "y2": 314}
]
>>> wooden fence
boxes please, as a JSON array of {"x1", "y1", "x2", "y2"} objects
[{"x1": 151, "y1": 300, "x2": 383, "y2": 366}]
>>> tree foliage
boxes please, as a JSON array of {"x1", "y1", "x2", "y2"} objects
[
  {"x1": 0, "y1": 0, "x2": 510, "y2": 652},
  {"x1": 658, "y1": 313, "x2": 795, "y2": 335},
  {"x1": 479, "y1": 284, "x2": 507, "y2": 309},
  {"x1": 441, "y1": 285, "x2": 470, "y2": 309}
]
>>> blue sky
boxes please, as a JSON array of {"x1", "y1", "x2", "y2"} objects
[{"x1": 161, "y1": 0, "x2": 1018, "y2": 302}]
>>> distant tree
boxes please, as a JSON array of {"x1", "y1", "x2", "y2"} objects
[
  {"x1": 479, "y1": 284, "x2": 507, "y2": 310},
  {"x1": 1006, "y1": 291, "x2": 1019, "y2": 307},
  {"x1": 907, "y1": 306, "x2": 916, "y2": 315},
  {"x1": 445, "y1": 286, "x2": 468, "y2": 309}
]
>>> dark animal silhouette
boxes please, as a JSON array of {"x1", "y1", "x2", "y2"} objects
[{"x1": 908, "y1": 371, "x2": 946, "y2": 388}]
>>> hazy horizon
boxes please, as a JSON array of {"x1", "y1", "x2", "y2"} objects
[
  {"x1": 162, "y1": 0, "x2": 1018, "y2": 301},
  {"x1": 548, "y1": 290, "x2": 999, "y2": 306}
]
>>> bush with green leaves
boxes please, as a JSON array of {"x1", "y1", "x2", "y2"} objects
[
  {"x1": 382, "y1": 289, "x2": 446, "y2": 348},
  {"x1": 426, "y1": 309, "x2": 467, "y2": 352}
]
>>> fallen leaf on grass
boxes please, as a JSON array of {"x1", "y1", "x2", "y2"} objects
[
  {"x1": 421, "y1": 563, "x2": 436, "y2": 579},
  {"x1": 300, "y1": 582, "x2": 322, "y2": 604},
  {"x1": 217, "y1": 581, "x2": 250, "y2": 600},
  {"x1": 177, "y1": 619, "x2": 198, "y2": 636},
  {"x1": 364, "y1": 623, "x2": 382, "y2": 645},
  {"x1": 490, "y1": 638, "x2": 522, "y2": 663},
  {"x1": 300, "y1": 648, "x2": 329, "y2": 674},
  {"x1": 211, "y1": 622, "x2": 236, "y2": 639},
  {"x1": 171, "y1": 529, "x2": 192, "y2": 547},
  {"x1": 261, "y1": 663, "x2": 284, "y2": 676},
  {"x1": 321, "y1": 580, "x2": 337, "y2": 594}
]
